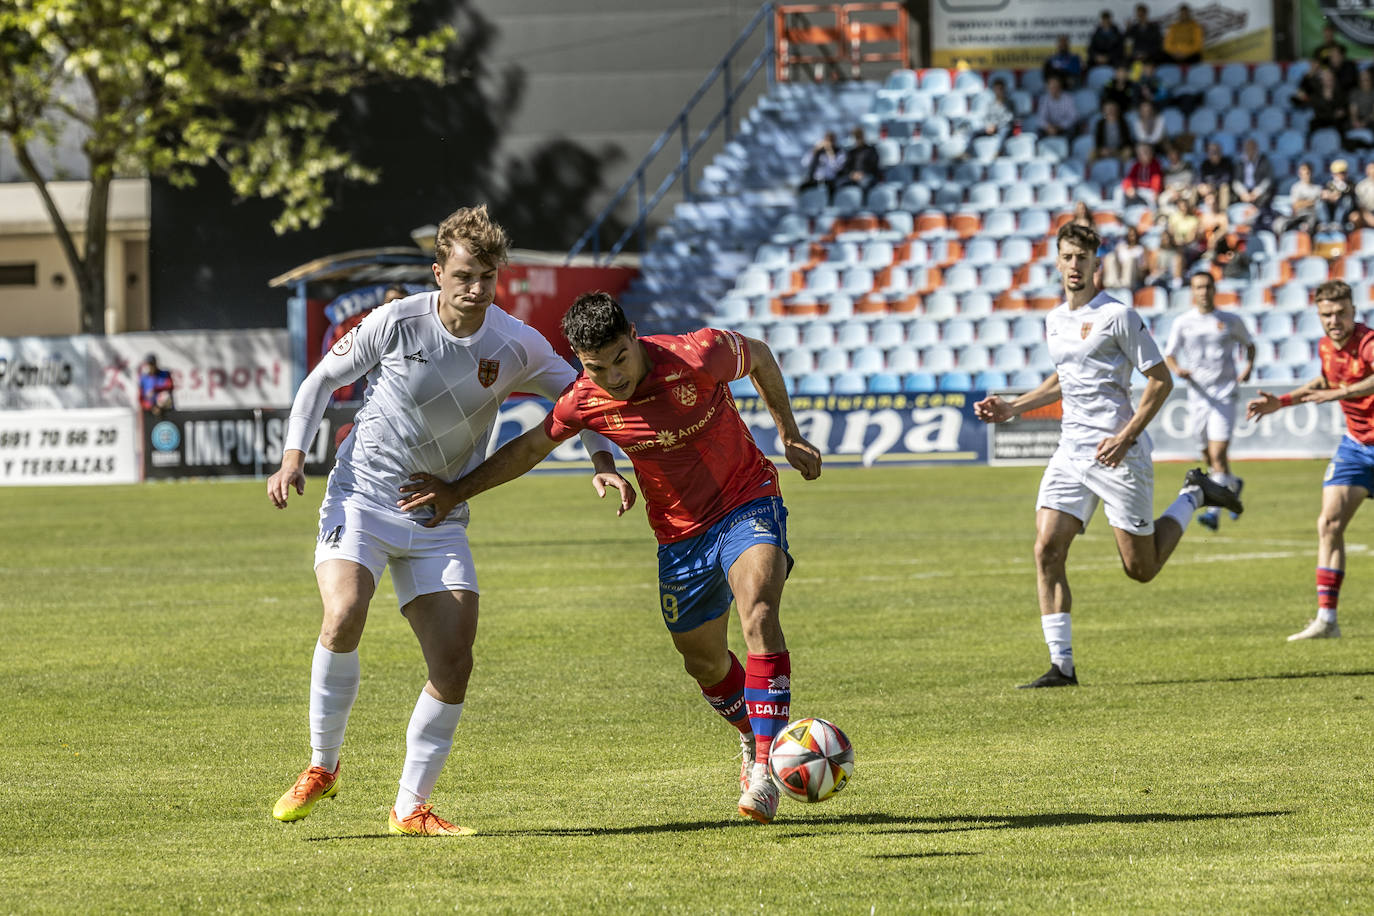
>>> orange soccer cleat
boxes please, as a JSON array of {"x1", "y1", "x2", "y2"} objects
[
  {"x1": 388, "y1": 804, "x2": 476, "y2": 837},
  {"x1": 271, "y1": 763, "x2": 340, "y2": 822}
]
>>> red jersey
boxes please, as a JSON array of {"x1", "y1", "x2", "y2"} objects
[
  {"x1": 1320, "y1": 322, "x2": 1374, "y2": 444},
  {"x1": 544, "y1": 328, "x2": 779, "y2": 544}
]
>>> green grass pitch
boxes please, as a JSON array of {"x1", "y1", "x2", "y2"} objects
[{"x1": 2, "y1": 461, "x2": 1373, "y2": 913}]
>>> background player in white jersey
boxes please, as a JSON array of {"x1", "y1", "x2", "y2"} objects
[
  {"x1": 1163, "y1": 272, "x2": 1256, "y2": 530},
  {"x1": 974, "y1": 223, "x2": 1243, "y2": 688},
  {"x1": 265, "y1": 205, "x2": 620, "y2": 835}
]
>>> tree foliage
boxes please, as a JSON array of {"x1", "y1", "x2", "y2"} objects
[{"x1": 0, "y1": 0, "x2": 452, "y2": 332}]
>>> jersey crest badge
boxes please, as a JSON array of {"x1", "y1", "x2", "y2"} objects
[
  {"x1": 605, "y1": 410, "x2": 625, "y2": 430},
  {"x1": 331, "y1": 328, "x2": 356, "y2": 357},
  {"x1": 1080, "y1": 322, "x2": 1093, "y2": 340},
  {"x1": 1216, "y1": 320, "x2": 1226, "y2": 331},
  {"x1": 672, "y1": 383, "x2": 698, "y2": 407},
  {"x1": 478, "y1": 358, "x2": 500, "y2": 388}
]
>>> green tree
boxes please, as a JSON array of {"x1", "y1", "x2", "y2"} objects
[{"x1": 0, "y1": 0, "x2": 451, "y2": 334}]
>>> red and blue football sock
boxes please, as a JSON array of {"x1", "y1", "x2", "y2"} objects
[
  {"x1": 1317, "y1": 566, "x2": 1343, "y2": 624},
  {"x1": 744, "y1": 651, "x2": 791, "y2": 765},
  {"x1": 700, "y1": 651, "x2": 750, "y2": 734}
]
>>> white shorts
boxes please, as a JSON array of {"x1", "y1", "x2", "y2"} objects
[
  {"x1": 1187, "y1": 391, "x2": 1238, "y2": 443},
  {"x1": 314, "y1": 487, "x2": 478, "y2": 609},
  {"x1": 1037, "y1": 445, "x2": 1156, "y2": 535}
]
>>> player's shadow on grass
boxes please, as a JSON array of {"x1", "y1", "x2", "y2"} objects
[
  {"x1": 475, "y1": 808, "x2": 1289, "y2": 838},
  {"x1": 1125, "y1": 668, "x2": 1374, "y2": 687}
]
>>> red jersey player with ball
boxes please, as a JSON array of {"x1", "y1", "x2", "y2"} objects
[
  {"x1": 1248, "y1": 280, "x2": 1374, "y2": 641},
  {"x1": 398, "y1": 292, "x2": 822, "y2": 824}
]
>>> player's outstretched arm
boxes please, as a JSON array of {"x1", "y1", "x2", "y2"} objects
[
  {"x1": 398, "y1": 425, "x2": 561, "y2": 528},
  {"x1": 744, "y1": 337, "x2": 822, "y2": 479},
  {"x1": 974, "y1": 372, "x2": 1062, "y2": 423},
  {"x1": 267, "y1": 449, "x2": 306, "y2": 508},
  {"x1": 1247, "y1": 376, "x2": 1327, "y2": 418}
]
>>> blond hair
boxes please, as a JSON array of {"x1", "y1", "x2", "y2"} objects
[
  {"x1": 434, "y1": 204, "x2": 511, "y2": 268},
  {"x1": 1314, "y1": 280, "x2": 1353, "y2": 306}
]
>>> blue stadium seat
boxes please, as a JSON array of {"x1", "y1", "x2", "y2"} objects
[
  {"x1": 978, "y1": 315, "x2": 1012, "y2": 345},
  {"x1": 1296, "y1": 309, "x2": 1325, "y2": 339},
  {"x1": 1253, "y1": 61, "x2": 1283, "y2": 88},
  {"x1": 1003, "y1": 184, "x2": 1035, "y2": 209},
  {"x1": 961, "y1": 291, "x2": 995, "y2": 317},
  {"x1": 1221, "y1": 108, "x2": 1252, "y2": 134},
  {"x1": 836, "y1": 322, "x2": 869, "y2": 349},
  {"x1": 982, "y1": 210, "x2": 1017, "y2": 239},
  {"x1": 887, "y1": 348, "x2": 920, "y2": 374},
  {"x1": 1239, "y1": 85, "x2": 1269, "y2": 110},
  {"x1": 963, "y1": 237, "x2": 999, "y2": 266},
  {"x1": 851, "y1": 346, "x2": 886, "y2": 374},
  {"x1": 1156, "y1": 63, "x2": 1182, "y2": 86},
  {"x1": 921, "y1": 344, "x2": 957, "y2": 372},
  {"x1": 873, "y1": 318, "x2": 908, "y2": 348},
  {"x1": 1187, "y1": 108, "x2": 1219, "y2": 135},
  {"x1": 954, "y1": 69, "x2": 985, "y2": 93},
  {"x1": 903, "y1": 137, "x2": 935, "y2": 167},
  {"x1": 1204, "y1": 85, "x2": 1234, "y2": 111},
  {"x1": 1286, "y1": 60, "x2": 1311, "y2": 85},
  {"x1": 831, "y1": 184, "x2": 865, "y2": 215},
  {"x1": 868, "y1": 372, "x2": 903, "y2": 394},
  {"x1": 880, "y1": 69, "x2": 918, "y2": 95},
  {"x1": 1273, "y1": 129, "x2": 1305, "y2": 158},
  {"x1": 780, "y1": 349, "x2": 815, "y2": 376},
  {"x1": 942, "y1": 317, "x2": 977, "y2": 347},
  {"x1": 923, "y1": 290, "x2": 960, "y2": 319},
  {"x1": 729, "y1": 377, "x2": 755, "y2": 398},
  {"x1": 938, "y1": 370, "x2": 974, "y2": 392},
  {"x1": 920, "y1": 68, "x2": 952, "y2": 93},
  {"x1": 1085, "y1": 66, "x2": 1114, "y2": 91},
  {"x1": 1277, "y1": 338, "x2": 1313, "y2": 365},
  {"x1": 1257, "y1": 312, "x2": 1292, "y2": 339},
  {"x1": 1010, "y1": 368, "x2": 1043, "y2": 388},
  {"x1": 832, "y1": 371, "x2": 867, "y2": 395},
  {"x1": 1185, "y1": 64, "x2": 1216, "y2": 88},
  {"x1": 801, "y1": 320, "x2": 837, "y2": 350},
  {"x1": 814, "y1": 348, "x2": 848, "y2": 376},
  {"x1": 1000, "y1": 237, "x2": 1033, "y2": 265},
  {"x1": 903, "y1": 371, "x2": 937, "y2": 392},
  {"x1": 975, "y1": 370, "x2": 1009, "y2": 389},
  {"x1": 1311, "y1": 128, "x2": 1342, "y2": 156},
  {"x1": 768, "y1": 323, "x2": 802, "y2": 350},
  {"x1": 797, "y1": 372, "x2": 832, "y2": 396},
  {"x1": 1220, "y1": 63, "x2": 1250, "y2": 88},
  {"x1": 1019, "y1": 70, "x2": 1044, "y2": 94},
  {"x1": 993, "y1": 343, "x2": 1028, "y2": 369},
  {"x1": 1257, "y1": 362, "x2": 1297, "y2": 381}
]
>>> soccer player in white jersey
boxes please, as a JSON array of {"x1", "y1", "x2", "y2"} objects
[
  {"x1": 265, "y1": 205, "x2": 624, "y2": 834},
  {"x1": 1163, "y1": 272, "x2": 1256, "y2": 530},
  {"x1": 974, "y1": 223, "x2": 1243, "y2": 687}
]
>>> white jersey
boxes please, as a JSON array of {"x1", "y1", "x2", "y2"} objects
[
  {"x1": 285, "y1": 293, "x2": 608, "y2": 524},
  {"x1": 1044, "y1": 291, "x2": 1164, "y2": 456},
  {"x1": 1163, "y1": 308, "x2": 1253, "y2": 399}
]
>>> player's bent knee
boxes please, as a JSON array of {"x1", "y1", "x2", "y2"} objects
[{"x1": 1121, "y1": 558, "x2": 1159, "y2": 583}]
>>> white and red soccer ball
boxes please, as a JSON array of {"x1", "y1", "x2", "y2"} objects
[{"x1": 767, "y1": 717, "x2": 854, "y2": 803}]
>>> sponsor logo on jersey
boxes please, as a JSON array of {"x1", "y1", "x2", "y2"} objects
[
  {"x1": 605, "y1": 410, "x2": 624, "y2": 430},
  {"x1": 319, "y1": 524, "x2": 344, "y2": 547},
  {"x1": 1080, "y1": 322, "x2": 1093, "y2": 339},
  {"x1": 672, "y1": 383, "x2": 698, "y2": 407},
  {"x1": 664, "y1": 371, "x2": 682, "y2": 382},
  {"x1": 331, "y1": 329, "x2": 357, "y2": 357},
  {"x1": 767, "y1": 674, "x2": 790, "y2": 694},
  {"x1": 585, "y1": 395, "x2": 606, "y2": 407},
  {"x1": 405, "y1": 349, "x2": 428, "y2": 363},
  {"x1": 478, "y1": 358, "x2": 499, "y2": 387}
]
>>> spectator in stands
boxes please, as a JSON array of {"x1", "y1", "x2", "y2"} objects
[
  {"x1": 1103, "y1": 225, "x2": 1148, "y2": 289},
  {"x1": 1122, "y1": 141, "x2": 1164, "y2": 206},
  {"x1": 1125, "y1": 3, "x2": 1164, "y2": 64},
  {"x1": 1100, "y1": 65, "x2": 1138, "y2": 112},
  {"x1": 799, "y1": 131, "x2": 842, "y2": 191},
  {"x1": 1348, "y1": 67, "x2": 1374, "y2": 138},
  {"x1": 1283, "y1": 161, "x2": 1322, "y2": 236},
  {"x1": 1308, "y1": 66, "x2": 1350, "y2": 139},
  {"x1": 1128, "y1": 99, "x2": 1166, "y2": 148},
  {"x1": 1146, "y1": 228, "x2": 1186, "y2": 287},
  {"x1": 1318, "y1": 158, "x2": 1355, "y2": 232},
  {"x1": 1133, "y1": 60, "x2": 1171, "y2": 109},
  {"x1": 1315, "y1": 24, "x2": 1346, "y2": 69},
  {"x1": 1043, "y1": 34, "x2": 1084, "y2": 89},
  {"x1": 1326, "y1": 43, "x2": 1359, "y2": 92},
  {"x1": 1070, "y1": 200, "x2": 1096, "y2": 230},
  {"x1": 1291, "y1": 57, "x2": 1326, "y2": 109},
  {"x1": 1232, "y1": 137, "x2": 1275, "y2": 212},
  {"x1": 1036, "y1": 76, "x2": 1081, "y2": 137},
  {"x1": 1197, "y1": 141, "x2": 1234, "y2": 210},
  {"x1": 1167, "y1": 195, "x2": 1206, "y2": 267},
  {"x1": 1163, "y1": 4, "x2": 1204, "y2": 65},
  {"x1": 1211, "y1": 235, "x2": 1252, "y2": 281},
  {"x1": 833, "y1": 127, "x2": 881, "y2": 193},
  {"x1": 1088, "y1": 11, "x2": 1125, "y2": 68},
  {"x1": 1354, "y1": 160, "x2": 1374, "y2": 229},
  {"x1": 978, "y1": 78, "x2": 1017, "y2": 145},
  {"x1": 138, "y1": 353, "x2": 175, "y2": 417},
  {"x1": 1092, "y1": 99, "x2": 1135, "y2": 161},
  {"x1": 1159, "y1": 142, "x2": 1197, "y2": 211}
]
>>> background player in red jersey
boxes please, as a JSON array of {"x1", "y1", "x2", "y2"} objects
[
  {"x1": 1247, "y1": 280, "x2": 1374, "y2": 640},
  {"x1": 397, "y1": 291, "x2": 822, "y2": 824}
]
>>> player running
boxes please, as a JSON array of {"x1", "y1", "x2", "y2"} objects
[
  {"x1": 397, "y1": 291, "x2": 823, "y2": 824},
  {"x1": 974, "y1": 223, "x2": 1243, "y2": 688},
  {"x1": 1247, "y1": 280, "x2": 1374, "y2": 641},
  {"x1": 1163, "y1": 271, "x2": 1256, "y2": 530},
  {"x1": 266, "y1": 206, "x2": 616, "y2": 836}
]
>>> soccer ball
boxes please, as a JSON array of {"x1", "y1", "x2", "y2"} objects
[{"x1": 767, "y1": 717, "x2": 854, "y2": 803}]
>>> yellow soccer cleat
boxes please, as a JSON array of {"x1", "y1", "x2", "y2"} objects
[
  {"x1": 388, "y1": 804, "x2": 476, "y2": 837},
  {"x1": 271, "y1": 763, "x2": 340, "y2": 822}
]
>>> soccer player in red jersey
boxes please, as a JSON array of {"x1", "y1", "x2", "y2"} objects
[
  {"x1": 397, "y1": 291, "x2": 822, "y2": 824},
  {"x1": 1247, "y1": 280, "x2": 1374, "y2": 640}
]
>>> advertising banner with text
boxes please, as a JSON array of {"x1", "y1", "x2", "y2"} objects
[
  {"x1": 143, "y1": 407, "x2": 356, "y2": 479},
  {"x1": 0, "y1": 408, "x2": 139, "y2": 486},
  {"x1": 988, "y1": 384, "x2": 1346, "y2": 466},
  {"x1": 931, "y1": 0, "x2": 1274, "y2": 69}
]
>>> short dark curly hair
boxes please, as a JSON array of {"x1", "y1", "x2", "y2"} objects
[
  {"x1": 562, "y1": 291, "x2": 632, "y2": 354},
  {"x1": 1056, "y1": 221, "x2": 1101, "y2": 255}
]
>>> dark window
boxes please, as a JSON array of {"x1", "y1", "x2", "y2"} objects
[{"x1": 0, "y1": 264, "x2": 37, "y2": 286}]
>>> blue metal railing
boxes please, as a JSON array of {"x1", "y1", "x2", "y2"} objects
[{"x1": 565, "y1": 2, "x2": 777, "y2": 265}]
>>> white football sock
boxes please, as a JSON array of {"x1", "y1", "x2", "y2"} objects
[
  {"x1": 1162, "y1": 490, "x2": 1198, "y2": 530},
  {"x1": 309, "y1": 641, "x2": 360, "y2": 771},
  {"x1": 1041, "y1": 612, "x2": 1073, "y2": 676},
  {"x1": 1317, "y1": 607, "x2": 1338, "y2": 624},
  {"x1": 395, "y1": 691, "x2": 464, "y2": 818}
]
